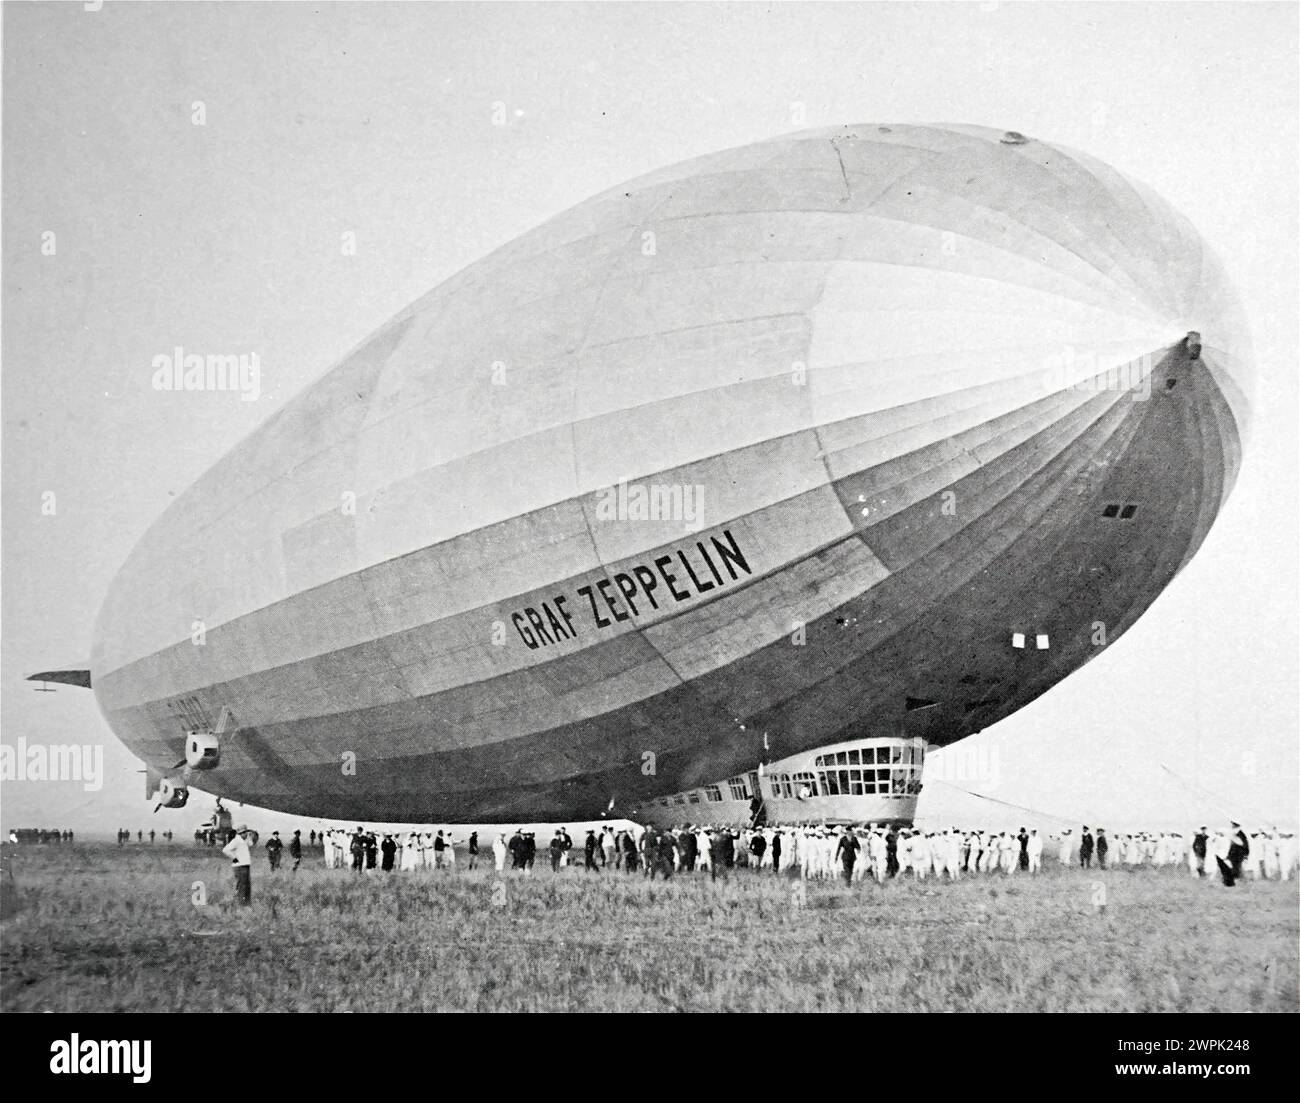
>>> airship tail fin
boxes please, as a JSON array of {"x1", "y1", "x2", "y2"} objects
[{"x1": 26, "y1": 667, "x2": 92, "y2": 689}]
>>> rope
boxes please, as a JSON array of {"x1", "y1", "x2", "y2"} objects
[
  {"x1": 926, "y1": 777, "x2": 1080, "y2": 826},
  {"x1": 1157, "y1": 763, "x2": 1245, "y2": 825}
]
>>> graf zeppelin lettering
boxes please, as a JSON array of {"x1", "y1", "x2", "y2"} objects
[{"x1": 510, "y1": 529, "x2": 753, "y2": 649}]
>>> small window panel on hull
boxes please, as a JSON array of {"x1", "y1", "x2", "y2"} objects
[{"x1": 1101, "y1": 502, "x2": 1139, "y2": 518}]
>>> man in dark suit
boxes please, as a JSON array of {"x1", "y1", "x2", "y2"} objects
[
  {"x1": 1095, "y1": 829, "x2": 1109, "y2": 870},
  {"x1": 1192, "y1": 828, "x2": 1208, "y2": 877},
  {"x1": 679, "y1": 828, "x2": 698, "y2": 872},
  {"x1": 654, "y1": 831, "x2": 678, "y2": 880},
  {"x1": 1079, "y1": 827, "x2": 1094, "y2": 868},
  {"x1": 708, "y1": 828, "x2": 731, "y2": 882},
  {"x1": 583, "y1": 830, "x2": 601, "y2": 871},
  {"x1": 836, "y1": 827, "x2": 861, "y2": 884},
  {"x1": 770, "y1": 829, "x2": 782, "y2": 874},
  {"x1": 640, "y1": 827, "x2": 657, "y2": 878},
  {"x1": 1017, "y1": 827, "x2": 1030, "y2": 871},
  {"x1": 1227, "y1": 822, "x2": 1250, "y2": 880},
  {"x1": 265, "y1": 831, "x2": 283, "y2": 871}
]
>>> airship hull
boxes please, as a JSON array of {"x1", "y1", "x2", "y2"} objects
[{"x1": 88, "y1": 124, "x2": 1252, "y2": 823}]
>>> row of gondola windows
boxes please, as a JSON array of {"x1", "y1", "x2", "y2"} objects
[
  {"x1": 813, "y1": 746, "x2": 919, "y2": 767},
  {"x1": 766, "y1": 768, "x2": 920, "y2": 799},
  {"x1": 768, "y1": 771, "x2": 818, "y2": 798},
  {"x1": 652, "y1": 759, "x2": 922, "y2": 807},
  {"x1": 655, "y1": 783, "x2": 725, "y2": 808},
  {"x1": 815, "y1": 767, "x2": 920, "y2": 797}
]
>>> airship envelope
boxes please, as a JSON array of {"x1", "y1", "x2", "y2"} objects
[{"x1": 83, "y1": 123, "x2": 1253, "y2": 822}]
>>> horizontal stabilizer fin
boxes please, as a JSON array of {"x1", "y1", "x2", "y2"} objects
[{"x1": 27, "y1": 668, "x2": 92, "y2": 689}]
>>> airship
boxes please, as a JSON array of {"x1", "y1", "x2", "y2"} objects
[{"x1": 32, "y1": 123, "x2": 1252, "y2": 826}]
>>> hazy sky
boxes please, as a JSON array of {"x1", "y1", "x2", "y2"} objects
[{"x1": 2, "y1": 1, "x2": 1296, "y2": 837}]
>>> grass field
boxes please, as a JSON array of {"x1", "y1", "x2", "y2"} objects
[{"x1": 2, "y1": 842, "x2": 1296, "y2": 1013}]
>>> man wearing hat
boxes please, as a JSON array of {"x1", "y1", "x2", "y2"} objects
[
  {"x1": 583, "y1": 829, "x2": 601, "y2": 872},
  {"x1": 222, "y1": 825, "x2": 253, "y2": 906},
  {"x1": 265, "y1": 830, "x2": 283, "y2": 871},
  {"x1": 835, "y1": 826, "x2": 860, "y2": 884}
]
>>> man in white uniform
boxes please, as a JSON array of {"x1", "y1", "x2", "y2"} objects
[
  {"x1": 221, "y1": 825, "x2": 253, "y2": 906},
  {"x1": 1056, "y1": 830, "x2": 1073, "y2": 867},
  {"x1": 999, "y1": 832, "x2": 1017, "y2": 874},
  {"x1": 400, "y1": 832, "x2": 420, "y2": 871},
  {"x1": 868, "y1": 828, "x2": 887, "y2": 882},
  {"x1": 1026, "y1": 829, "x2": 1043, "y2": 873}
]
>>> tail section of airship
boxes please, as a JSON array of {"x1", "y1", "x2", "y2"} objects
[{"x1": 85, "y1": 123, "x2": 1253, "y2": 822}]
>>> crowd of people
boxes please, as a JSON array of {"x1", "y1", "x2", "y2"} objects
[
  {"x1": 302, "y1": 821, "x2": 1298, "y2": 886},
  {"x1": 318, "y1": 827, "x2": 476, "y2": 872},
  {"x1": 118, "y1": 828, "x2": 174, "y2": 845},
  {"x1": 7, "y1": 817, "x2": 1296, "y2": 892},
  {"x1": 6, "y1": 828, "x2": 75, "y2": 844}
]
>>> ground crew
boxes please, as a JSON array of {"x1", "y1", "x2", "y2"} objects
[
  {"x1": 836, "y1": 828, "x2": 860, "y2": 884},
  {"x1": 1227, "y1": 822, "x2": 1249, "y2": 881},
  {"x1": 1027, "y1": 830, "x2": 1042, "y2": 873},
  {"x1": 222, "y1": 825, "x2": 253, "y2": 906},
  {"x1": 1192, "y1": 828, "x2": 1208, "y2": 877},
  {"x1": 654, "y1": 830, "x2": 677, "y2": 880}
]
